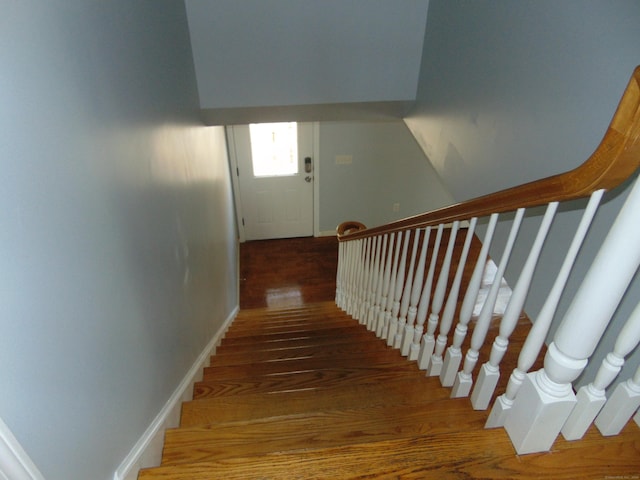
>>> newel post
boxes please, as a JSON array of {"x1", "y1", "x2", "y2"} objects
[{"x1": 504, "y1": 175, "x2": 640, "y2": 454}]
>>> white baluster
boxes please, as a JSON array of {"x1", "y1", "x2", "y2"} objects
[
  {"x1": 472, "y1": 203, "x2": 558, "y2": 410},
  {"x1": 382, "y1": 232, "x2": 402, "y2": 339},
  {"x1": 335, "y1": 240, "x2": 344, "y2": 307},
  {"x1": 451, "y1": 208, "x2": 525, "y2": 398},
  {"x1": 394, "y1": 229, "x2": 421, "y2": 349},
  {"x1": 342, "y1": 240, "x2": 351, "y2": 312},
  {"x1": 353, "y1": 237, "x2": 370, "y2": 322},
  {"x1": 595, "y1": 364, "x2": 640, "y2": 436},
  {"x1": 562, "y1": 299, "x2": 640, "y2": 439},
  {"x1": 388, "y1": 230, "x2": 410, "y2": 346},
  {"x1": 345, "y1": 240, "x2": 359, "y2": 316},
  {"x1": 352, "y1": 239, "x2": 367, "y2": 317},
  {"x1": 363, "y1": 236, "x2": 379, "y2": 325},
  {"x1": 486, "y1": 191, "x2": 603, "y2": 428},
  {"x1": 358, "y1": 237, "x2": 372, "y2": 323},
  {"x1": 418, "y1": 222, "x2": 460, "y2": 369},
  {"x1": 369, "y1": 234, "x2": 388, "y2": 331},
  {"x1": 442, "y1": 214, "x2": 499, "y2": 387},
  {"x1": 409, "y1": 226, "x2": 441, "y2": 360},
  {"x1": 377, "y1": 233, "x2": 396, "y2": 337},
  {"x1": 429, "y1": 219, "x2": 478, "y2": 377},
  {"x1": 401, "y1": 226, "x2": 432, "y2": 356},
  {"x1": 505, "y1": 175, "x2": 640, "y2": 455}
]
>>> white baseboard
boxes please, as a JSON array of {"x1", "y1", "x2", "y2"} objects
[
  {"x1": 113, "y1": 305, "x2": 239, "y2": 480},
  {"x1": 0, "y1": 417, "x2": 45, "y2": 480},
  {"x1": 317, "y1": 230, "x2": 337, "y2": 237}
]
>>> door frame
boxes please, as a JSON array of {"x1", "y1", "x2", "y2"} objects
[{"x1": 226, "y1": 122, "x2": 320, "y2": 243}]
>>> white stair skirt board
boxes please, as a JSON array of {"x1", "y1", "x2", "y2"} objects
[
  {"x1": 114, "y1": 306, "x2": 239, "y2": 480},
  {"x1": 0, "y1": 416, "x2": 45, "y2": 480}
]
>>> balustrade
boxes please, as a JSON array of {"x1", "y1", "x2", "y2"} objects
[{"x1": 335, "y1": 66, "x2": 640, "y2": 456}]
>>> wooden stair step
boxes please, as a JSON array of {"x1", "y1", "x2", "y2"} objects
[
  {"x1": 208, "y1": 337, "x2": 396, "y2": 367},
  {"x1": 233, "y1": 308, "x2": 350, "y2": 330},
  {"x1": 193, "y1": 363, "x2": 422, "y2": 398},
  {"x1": 215, "y1": 326, "x2": 377, "y2": 353},
  {"x1": 140, "y1": 423, "x2": 640, "y2": 479},
  {"x1": 162, "y1": 397, "x2": 485, "y2": 465},
  {"x1": 222, "y1": 316, "x2": 356, "y2": 337},
  {"x1": 203, "y1": 347, "x2": 405, "y2": 380},
  {"x1": 218, "y1": 324, "x2": 370, "y2": 346},
  {"x1": 167, "y1": 389, "x2": 492, "y2": 463},
  {"x1": 231, "y1": 303, "x2": 337, "y2": 322},
  {"x1": 181, "y1": 376, "x2": 453, "y2": 426}
]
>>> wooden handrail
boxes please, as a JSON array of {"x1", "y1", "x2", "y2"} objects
[
  {"x1": 336, "y1": 221, "x2": 367, "y2": 236},
  {"x1": 338, "y1": 66, "x2": 640, "y2": 242}
]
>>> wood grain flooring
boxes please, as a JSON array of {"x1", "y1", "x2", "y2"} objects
[{"x1": 139, "y1": 236, "x2": 640, "y2": 479}]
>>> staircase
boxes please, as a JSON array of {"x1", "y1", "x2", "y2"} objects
[{"x1": 138, "y1": 301, "x2": 638, "y2": 479}]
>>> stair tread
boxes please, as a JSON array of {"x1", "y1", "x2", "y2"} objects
[
  {"x1": 214, "y1": 327, "x2": 377, "y2": 353},
  {"x1": 181, "y1": 376, "x2": 451, "y2": 425},
  {"x1": 203, "y1": 348, "x2": 406, "y2": 380},
  {"x1": 208, "y1": 337, "x2": 390, "y2": 366},
  {"x1": 218, "y1": 324, "x2": 373, "y2": 346},
  {"x1": 163, "y1": 397, "x2": 484, "y2": 465},
  {"x1": 140, "y1": 423, "x2": 640, "y2": 479},
  {"x1": 223, "y1": 317, "x2": 357, "y2": 337},
  {"x1": 194, "y1": 363, "x2": 422, "y2": 398}
]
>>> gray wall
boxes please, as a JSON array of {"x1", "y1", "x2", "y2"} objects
[
  {"x1": 319, "y1": 121, "x2": 454, "y2": 232},
  {"x1": 185, "y1": 0, "x2": 429, "y2": 108},
  {"x1": 0, "y1": 2, "x2": 238, "y2": 479},
  {"x1": 405, "y1": 0, "x2": 640, "y2": 389}
]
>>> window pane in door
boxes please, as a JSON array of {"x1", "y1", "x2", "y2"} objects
[{"x1": 249, "y1": 122, "x2": 298, "y2": 177}]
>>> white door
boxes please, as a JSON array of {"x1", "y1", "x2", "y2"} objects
[{"x1": 229, "y1": 122, "x2": 314, "y2": 241}]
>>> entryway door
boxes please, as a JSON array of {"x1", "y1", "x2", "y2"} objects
[{"x1": 227, "y1": 122, "x2": 315, "y2": 241}]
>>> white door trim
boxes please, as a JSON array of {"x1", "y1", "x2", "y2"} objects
[
  {"x1": 225, "y1": 126, "x2": 246, "y2": 243},
  {"x1": 313, "y1": 122, "x2": 321, "y2": 237},
  {"x1": 227, "y1": 122, "x2": 319, "y2": 242},
  {"x1": 0, "y1": 416, "x2": 45, "y2": 480}
]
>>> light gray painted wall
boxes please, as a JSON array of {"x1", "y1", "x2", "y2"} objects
[
  {"x1": 0, "y1": 2, "x2": 237, "y2": 479},
  {"x1": 405, "y1": 0, "x2": 640, "y2": 389},
  {"x1": 185, "y1": 0, "x2": 429, "y2": 109},
  {"x1": 319, "y1": 121, "x2": 454, "y2": 232}
]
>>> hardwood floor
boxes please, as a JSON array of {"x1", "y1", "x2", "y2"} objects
[
  {"x1": 240, "y1": 236, "x2": 338, "y2": 309},
  {"x1": 139, "y1": 235, "x2": 640, "y2": 479}
]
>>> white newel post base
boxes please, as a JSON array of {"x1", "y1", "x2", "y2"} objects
[
  {"x1": 401, "y1": 325, "x2": 414, "y2": 356},
  {"x1": 471, "y1": 363, "x2": 500, "y2": 410},
  {"x1": 408, "y1": 342, "x2": 420, "y2": 361},
  {"x1": 485, "y1": 394, "x2": 513, "y2": 428},
  {"x1": 451, "y1": 372, "x2": 473, "y2": 398},
  {"x1": 386, "y1": 319, "x2": 398, "y2": 346},
  {"x1": 594, "y1": 380, "x2": 640, "y2": 436},
  {"x1": 441, "y1": 347, "x2": 463, "y2": 387},
  {"x1": 427, "y1": 356, "x2": 443, "y2": 377},
  {"x1": 393, "y1": 320, "x2": 405, "y2": 350},
  {"x1": 561, "y1": 385, "x2": 606, "y2": 440},
  {"x1": 504, "y1": 370, "x2": 576, "y2": 454},
  {"x1": 417, "y1": 335, "x2": 435, "y2": 370}
]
